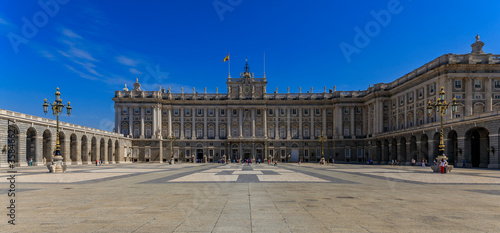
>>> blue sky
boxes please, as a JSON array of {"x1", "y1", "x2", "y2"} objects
[{"x1": 1, "y1": 0, "x2": 500, "y2": 130}]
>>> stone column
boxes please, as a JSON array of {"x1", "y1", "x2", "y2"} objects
[
  {"x1": 239, "y1": 108, "x2": 243, "y2": 138},
  {"x1": 310, "y1": 108, "x2": 314, "y2": 138},
  {"x1": 158, "y1": 105, "x2": 163, "y2": 138},
  {"x1": 215, "y1": 108, "x2": 219, "y2": 139},
  {"x1": 446, "y1": 78, "x2": 453, "y2": 120},
  {"x1": 204, "y1": 108, "x2": 207, "y2": 139},
  {"x1": 103, "y1": 140, "x2": 108, "y2": 164},
  {"x1": 115, "y1": 105, "x2": 121, "y2": 134},
  {"x1": 168, "y1": 108, "x2": 172, "y2": 137},
  {"x1": 62, "y1": 135, "x2": 71, "y2": 165},
  {"x1": 286, "y1": 108, "x2": 290, "y2": 139},
  {"x1": 128, "y1": 106, "x2": 133, "y2": 137},
  {"x1": 34, "y1": 135, "x2": 43, "y2": 166},
  {"x1": 465, "y1": 78, "x2": 473, "y2": 116},
  {"x1": 488, "y1": 134, "x2": 499, "y2": 168},
  {"x1": 140, "y1": 107, "x2": 145, "y2": 138},
  {"x1": 152, "y1": 107, "x2": 157, "y2": 138},
  {"x1": 485, "y1": 77, "x2": 493, "y2": 112},
  {"x1": 263, "y1": 108, "x2": 267, "y2": 138},
  {"x1": 227, "y1": 108, "x2": 231, "y2": 138},
  {"x1": 322, "y1": 108, "x2": 327, "y2": 134},
  {"x1": 275, "y1": 108, "x2": 279, "y2": 139},
  {"x1": 252, "y1": 108, "x2": 255, "y2": 138},
  {"x1": 180, "y1": 108, "x2": 184, "y2": 139},
  {"x1": 350, "y1": 107, "x2": 355, "y2": 137},
  {"x1": 299, "y1": 107, "x2": 303, "y2": 139},
  {"x1": 192, "y1": 107, "x2": 196, "y2": 139}
]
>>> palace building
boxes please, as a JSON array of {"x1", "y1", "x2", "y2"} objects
[{"x1": 113, "y1": 36, "x2": 500, "y2": 168}]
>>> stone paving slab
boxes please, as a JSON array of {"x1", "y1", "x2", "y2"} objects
[{"x1": 1, "y1": 163, "x2": 500, "y2": 232}]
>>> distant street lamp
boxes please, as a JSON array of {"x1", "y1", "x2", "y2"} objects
[
  {"x1": 318, "y1": 131, "x2": 327, "y2": 165},
  {"x1": 427, "y1": 86, "x2": 457, "y2": 162},
  {"x1": 43, "y1": 87, "x2": 72, "y2": 172},
  {"x1": 168, "y1": 132, "x2": 177, "y2": 164}
]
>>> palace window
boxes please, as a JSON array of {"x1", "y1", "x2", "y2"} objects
[
  {"x1": 185, "y1": 128, "x2": 191, "y2": 139},
  {"x1": 209, "y1": 109, "x2": 214, "y2": 116},
  {"x1": 345, "y1": 148, "x2": 351, "y2": 158},
  {"x1": 495, "y1": 80, "x2": 500, "y2": 89},
  {"x1": 163, "y1": 109, "x2": 167, "y2": 115},
  {"x1": 315, "y1": 127, "x2": 321, "y2": 138},
  {"x1": 315, "y1": 109, "x2": 321, "y2": 115},
  {"x1": 419, "y1": 89, "x2": 423, "y2": 98},
  {"x1": 197, "y1": 128, "x2": 203, "y2": 139},
  {"x1": 303, "y1": 109, "x2": 309, "y2": 116},
  {"x1": 430, "y1": 84, "x2": 435, "y2": 94},
  {"x1": 455, "y1": 80, "x2": 462, "y2": 89},
  {"x1": 146, "y1": 126, "x2": 151, "y2": 138},
  {"x1": 220, "y1": 109, "x2": 225, "y2": 116},
  {"x1": 344, "y1": 107, "x2": 349, "y2": 114},
  {"x1": 280, "y1": 127, "x2": 286, "y2": 139},
  {"x1": 244, "y1": 128, "x2": 250, "y2": 137},
  {"x1": 208, "y1": 128, "x2": 214, "y2": 138},
  {"x1": 292, "y1": 109, "x2": 297, "y2": 115},
  {"x1": 134, "y1": 107, "x2": 139, "y2": 114},
  {"x1": 280, "y1": 109, "x2": 285, "y2": 116},
  {"x1": 304, "y1": 149, "x2": 309, "y2": 157},
  {"x1": 174, "y1": 109, "x2": 179, "y2": 116},
  {"x1": 474, "y1": 94, "x2": 482, "y2": 99},
  {"x1": 454, "y1": 94, "x2": 462, "y2": 99},
  {"x1": 257, "y1": 109, "x2": 261, "y2": 115},
  {"x1": 123, "y1": 107, "x2": 128, "y2": 114},
  {"x1": 292, "y1": 127, "x2": 298, "y2": 138},
  {"x1": 146, "y1": 107, "x2": 151, "y2": 114},
  {"x1": 185, "y1": 109, "x2": 191, "y2": 116},
  {"x1": 304, "y1": 128, "x2": 310, "y2": 138},
  {"x1": 232, "y1": 128, "x2": 238, "y2": 137},
  {"x1": 327, "y1": 109, "x2": 332, "y2": 116},
  {"x1": 408, "y1": 92, "x2": 413, "y2": 101},
  {"x1": 257, "y1": 127, "x2": 262, "y2": 137},
  {"x1": 356, "y1": 107, "x2": 361, "y2": 113},
  {"x1": 474, "y1": 79, "x2": 481, "y2": 89},
  {"x1": 134, "y1": 126, "x2": 139, "y2": 137},
  {"x1": 232, "y1": 109, "x2": 237, "y2": 116},
  {"x1": 220, "y1": 128, "x2": 226, "y2": 138},
  {"x1": 269, "y1": 109, "x2": 274, "y2": 115},
  {"x1": 269, "y1": 128, "x2": 275, "y2": 138},
  {"x1": 197, "y1": 109, "x2": 202, "y2": 116},
  {"x1": 343, "y1": 126, "x2": 350, "y2": 136},
  {"x1": 174, "y1": 128, "x2": 179, "y2": 137},
  {"x1": 356, "y1": 126, "x2": 361, "y2": 136}
]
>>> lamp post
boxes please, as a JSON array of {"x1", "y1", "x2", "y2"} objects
[
  {"x1": 427, "y1": 87, "x2": 457, "y2": 162},
  {"x1": 318, "y1": 131, "x2": 327, "y2": 165},
  {"x1": 168, "y1": 132, "x2": 176, "y2": 164},
  {"x1": 43, "y1": 87, "x2": 72, "y2": 172}
]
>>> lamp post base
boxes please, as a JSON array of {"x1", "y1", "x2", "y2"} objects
[{"x1": 48, "y1": 156, "x2": 67, "y2": 173}]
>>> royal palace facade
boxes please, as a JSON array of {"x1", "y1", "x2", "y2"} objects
[{"x1": 113, "y1": 36, "x2": 500, "y2": 168}]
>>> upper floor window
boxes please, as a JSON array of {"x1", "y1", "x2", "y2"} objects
[
  {"x1": 269, "y1": 109, "x2": 274, "y2": 116},
  {"x1": 303, "y1": 109, "x2": 309, "y2": 116},
  {"x1": 220, "y1": 109, "x2": 225, "y2": 116},
  {"x1": 455, "y1": 80, "x2": 462, "y2": 89},
  {"x1": 315, "y1": 109, "x2": 321, "y2": 116},
  {"x1": 163, "y1": 109, "x2": 167, "y2": 115},
  {"x1": 232, "y1": 109, "x2": 237, "y2": 116},
  {"x1": 356, "y1": 107, "x2": 361, "y2": 113},
  {"x1": 209, "y1": 109, "x2": 214, "y2": 116},
  {"x1": 174, "y1": 109, "x2": 179, "y2": 116},
  {"x1": 146, "y1": 107, "x2": 151, "y2": 114},
  {"x1": 292, "y1": 109, "x2": 297, "y2": 116},
  {"x1": 495, "y1": 80, "x2": 500, "y2": 89},
  {"x1": 122, "y1": 107, "x2": 128, "y2": 114},
  {"x1": 474, "y1": 79, "x2": 481, "y2": 89},
  {"x1": 256, "y1": 109, "x2": 261, "y2": 115},
  {"x1": 430, "y1": 84, "x2": 435, "y2": 94},
  {"x1": 197, "y1": 109, "x2": 202, "y2": 116},
  {"x1": 134, "y1": 107, "x2": 139, "y2": 114},
  {"x1": 185, "y1": 109, "x2": 191, "y2": 116},
  {"x1": 280, "y1": 109, "x2": 285, "y2": 116},
  {"x1": 344, "y1": 107, "x2": 349, "y2": 114},
  {"x1": 408, "y1": 92, "x2": 413, "y2": 101},
  {"x1": 418, "y1": 89, "x2": 423, "y2": 98},
  {"x1": 400, "y1": 96, "x2": 404, "y2": 105}
]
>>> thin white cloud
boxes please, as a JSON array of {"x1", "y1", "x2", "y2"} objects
[
  {"x1": 0, "y1": 17, "x2": 9, "y2": 25},
  {"x1": 62, "y1": 29, "x2": 82, "y2": 39},
  {"x1": 65, "y1": 65, "x2": 98, "y2": 80},
  {"x1": 69, "y1": 47, "x2": 98, "y2": 61},
  {"x1": 116, "y1": 55, "x2": 139, "y2": 67},
  {"x1": 129, "y1": 68, "x2": 142, "y2": 74}
]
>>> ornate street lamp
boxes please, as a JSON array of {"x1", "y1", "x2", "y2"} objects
[
  {"x1": 43, "y1": 87, "x2": 72, "y2": 172},
  {"x1": 168, "y1": 132, "x2": 177, "y2": 164},
  {"x1": 427, "y1": 87, "x2": 457, "y2": 162},
  {"x1": 318, "y1": 131, "x2": 327, "y2": 165}
]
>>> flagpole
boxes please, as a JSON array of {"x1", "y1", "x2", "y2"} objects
[{"x1": 228, "y1": 53, "x2": 230, "y2": 77}]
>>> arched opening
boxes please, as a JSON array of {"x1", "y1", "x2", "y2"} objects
[
  {"x1": 70, "y1": 134, "x2": 78, "y2": 164},
  {"x1": 465, "y1": 127, "x2": 489, "y2": 168},
  {"x1": 390, "y1": 138, "x2": 398, "y2": 161},
  {"x1": 108, "y1": 139, "x2": 113, "y2": 164},
  {"x1": 420, "y1": 134, "x2": 429, "y2": 163},
  {"x1": 114, "y1": 140, "x2": 120, "y2": 163},
  {"x1": 410, "y1": 136, "x2": 417, "y2": 161},
  {"x1": 400, "y1": 137, "x2": 407, "y2": 163},
  {"x1": 432, "y1": 132, "x2": 440, "y2": 159},
  {"x1": 81, "y1": 135, "x2": 88, "y2": 163},
  {"x1": 26, "y1": 127, "x2": 37, "y2": 164},
  {"x1": 43, "y1": 130, "x2": 52, "y2": 164},
  {"x1": 99, "y1": 138, "x2": 105, "y2": 163},
  {"x1": 447, "y1": 130, "x2": 458, "y2": 165},
  {"x1": 91, "y1": 137, "x2": 97, "y2": 163},
  {"x1": 376, "y1": 140, "x2": 382, "y2": 163}
]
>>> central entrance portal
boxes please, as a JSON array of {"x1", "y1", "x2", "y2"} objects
[{"x1": 196, "y1": 149, "x2": 203, "y2": 162}]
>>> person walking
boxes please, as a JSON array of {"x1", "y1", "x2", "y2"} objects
[
  {"x1": 440, "y1": 158, "x2": 446, "y2": 174},
  {"x1": 95, "y1": 159, "x2": 98, "y2": 166}
]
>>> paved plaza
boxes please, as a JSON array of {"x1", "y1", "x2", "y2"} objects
[{"x1": 1, "y1": 163, "x2": 499, "y2": 232}]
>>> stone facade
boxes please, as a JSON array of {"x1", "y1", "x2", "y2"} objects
[
  {"x1": 111, "y1": 37, "x2": 500, "y2": 168},
  {"x1": 0, "y1": 109, "x2": 131, "y2": 167}
]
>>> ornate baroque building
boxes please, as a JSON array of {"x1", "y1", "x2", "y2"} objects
[{"x1": 113, "y1": 36, "x2": 500, "y2": 168}]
